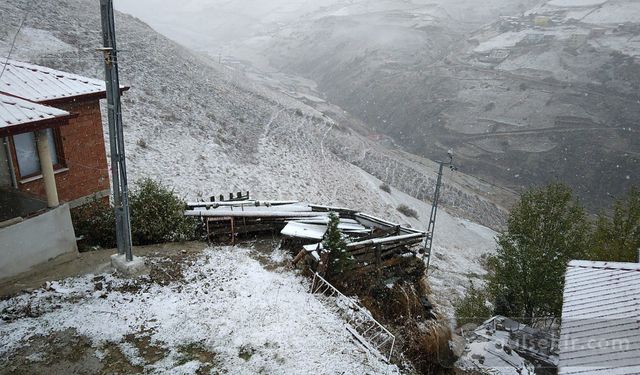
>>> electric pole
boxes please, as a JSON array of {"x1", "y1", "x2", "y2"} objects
[
  {"x1": 424, "y1": 151, "x2": 456, "y2": 273},
  {"x1": 100, "y1": 0, "x2": 133, "y2": 261}
]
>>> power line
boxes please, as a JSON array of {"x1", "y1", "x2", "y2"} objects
[{"x1": 0, "y1": 0, "x2": 38, "y2": 80}]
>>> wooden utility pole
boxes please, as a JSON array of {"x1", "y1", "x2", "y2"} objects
[
  {"x1": 424, "y1": 151, "x2": 456, "y2": 273},
  {"x1": 100, "y1": 0, "x2": 133, "y2": 261}
]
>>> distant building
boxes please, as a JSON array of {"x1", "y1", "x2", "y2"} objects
[
  {"x1": 589, "y1": 28, "x2": 607, "y2": 38},
  {"x1": 517, "y1": 33, "x2": 553, "y2": 46},
  {"x1": 558, "y1": 260, "x2": 640, "y2": 374},
  {"x1": 568, "y1": 34, "x2": 588, "y2": 49},
  {"x1": 534, "y1": 16, "x2": 551, "y2": 27},
  {"x1": 478, "y1": 49, "x2": 511, "y2": 63}
]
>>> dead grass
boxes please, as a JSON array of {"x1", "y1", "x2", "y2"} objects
[
  {"x1": 124, "y1": 330, "x2": 168, "y2": 365},
  {"x1": 176, "y1": 343, "x2": 219, "y2": 374},
  {"x1": 330, "y1": 258, "x2": 454, "y2": 374},
  {"x1": 397, "y1": 204, "x2": 419, "y2": 219}
]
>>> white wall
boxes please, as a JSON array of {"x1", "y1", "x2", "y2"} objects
[{"x1": 0, "y1": 204, "x2": 78, "y2": 281}]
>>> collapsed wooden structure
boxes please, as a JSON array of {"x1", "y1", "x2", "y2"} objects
[{"x1": 185, "y1": 195, "x2": 427, "y2": 274}]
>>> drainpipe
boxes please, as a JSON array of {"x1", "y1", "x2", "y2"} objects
[
  {"x1": 35, "y1": 130, "x2": 59, "y2": 207},
  {"x1": 2, "y1": 137, "x2": 17, "y2": 188}
]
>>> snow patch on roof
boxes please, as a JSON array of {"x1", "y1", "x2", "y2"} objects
[
  {"x1": 559, "y1": 259, "x2": 640, "y2": 374},
  {"x1": 0, "y1": 59, "x2": 106, "y2": 102},
  {"x1": 0, "y1": 92, "x2": 70, "y2": 129},
  {"x1": 567, "y1": 259, "x2": 640, "y2": 271}
]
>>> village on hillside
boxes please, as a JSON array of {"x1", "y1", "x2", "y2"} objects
[{"x1": 1, "y1": 0, "x2": 639, "y2": 374}]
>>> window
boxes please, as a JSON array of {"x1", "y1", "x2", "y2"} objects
[{"x1": 13, "y1": 129, "x2": 64, "y2": 179}]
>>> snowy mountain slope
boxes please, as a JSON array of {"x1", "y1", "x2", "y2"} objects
[
  {"x1": 0, "y1": 0, "x2": 497, "y2": 318},
  {"x1": 117, "y1": 0, "x2": 640, "y2": 213},
  {"x1": 115, "y1": 0, "x2": 539, "y2": 52}
]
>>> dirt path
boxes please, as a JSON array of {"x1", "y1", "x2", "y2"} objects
[{"x1": 0, "y1": 242, "x2": 207, "y2": 298}]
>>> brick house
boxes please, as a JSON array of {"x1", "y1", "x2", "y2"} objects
[
  {"x1": 0, "y1": 60, "x2": 126, "y2": 281},
  {"x1": 0, "y1": 60, "x2": 127, "y2": 207},
  {"x1": 0, "y1": 92, "x2": 79, "y2": 280}
]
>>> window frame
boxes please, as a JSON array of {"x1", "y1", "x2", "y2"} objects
[{"x1": 11, "y1": 128, "x2": 67, "y2": 181}]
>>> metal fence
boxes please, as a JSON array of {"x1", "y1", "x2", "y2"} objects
[{"x1": 310, "y1": 272, "x2": 396, "y2": 362}]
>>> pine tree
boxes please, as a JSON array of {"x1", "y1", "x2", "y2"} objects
[
  {"x1": 487, "y1": 183, "x2": 590, "y2": 321},
  {"x1": 323, "y1": 212, "x2": 351, "y2": 276},
  {"x1": 589, "y1": 187, "x2": 640, "y2": 262}
]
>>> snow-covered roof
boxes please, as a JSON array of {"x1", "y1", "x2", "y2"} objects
[
  {"x1": 558, "y1": 260, "x2": 640, "y2": 375},
  {"x1": 0, "y1": 59, "x2": 106, "y2": 103},
  {"x1": 281, "y1": 222, "x2": 328, "y2": 240},
  {"x1": 0, "y1": 93, "x2": 71, "y2": 137}
]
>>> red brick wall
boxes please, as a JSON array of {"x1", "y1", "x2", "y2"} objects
[{"x1": 15, "y1": 98, "x2": 110, "y2": 203}]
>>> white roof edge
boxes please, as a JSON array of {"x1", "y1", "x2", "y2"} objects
[
  {"x1": 0, "y1": 93, "x2": 71, "y2": 128},
  {"x1": 3, "y1": 59, "x2": 105, "y2": 85},
  {"x1": 568, "y1": 260, "x2": 640, "y2": 271},
  {"x1": 0, "y1": 59, "x2": 118, "y2": 102}
]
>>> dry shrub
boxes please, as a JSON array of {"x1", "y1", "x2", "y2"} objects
[
  {"x1": 397, "y1": 204, "x2": 419, "y2": 219},
  {"x1": 71, "y1": 179, "x2": 197, "y2": 250},
  {"x1": 328, "y1": 258, "x2": 455, "y2": 374},
  {"x1": 403, "y1": 319, "x2": 454, "y2": 373}
]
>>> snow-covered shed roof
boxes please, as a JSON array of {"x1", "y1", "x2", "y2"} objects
[
  {"x1": 558, "y1": 260, "x2": 640, "y2": 375},
  {"x1": 0, "y1": 93, "x2": 72, "y2": 137},
  {"x1": 0, "y1": 60, "x2": 108, "y2": 103}
]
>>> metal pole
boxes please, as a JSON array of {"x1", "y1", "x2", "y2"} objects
[
  {"x1": 424, "y1": 152, "x2": 455, "y2": 273},
  {"x1": 424, "y1": 162, "x2": 443, "y2": 272},
  {"x1": 100, "y1": 0, "x2": 133, "y2": 261}
]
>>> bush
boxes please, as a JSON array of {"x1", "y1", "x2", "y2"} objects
[
  {"x1": 397, "y1": 204, "x2": 419, "y2": 219},
  {"x1": 71, "y1": 198, "x2": 117, "y2": 250},
  {"x1": 71, "y1": 178, "x2": 197, "y2": 250},
  {"x1": 129, "y1": 178, "x2": 197, "y2": 245},
  {"x1": 454, "y1": 282, "x2": 493, "y2": 327},
  {"x1": 136, "y1": 138, "x2": 148, "y2": 148},
  {"x1": 379, "y1": 183, "x2": 391, "y2": 193}
]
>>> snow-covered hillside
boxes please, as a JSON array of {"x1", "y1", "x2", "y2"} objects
[{"x1": 0, "y1": 0, "x2": 498, "y2": 319}]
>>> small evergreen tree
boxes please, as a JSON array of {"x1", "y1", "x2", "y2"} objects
[
  {"x1": 323, "y1": 212, "x2": 351, "y2": 276},
  {"x1": 589, "y1": 187, "x2": 640, "y2": 262},
  {"x1": 487, "y1": 183, "x2": 590, "y2": 321}
]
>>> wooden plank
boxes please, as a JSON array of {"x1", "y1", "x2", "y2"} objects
[
  {"x1": 347, "y1": 233, "x2": 425, "y2": 248},
  {"x1": 185, "y1": 210, "x2": 322, "y2": 218}
]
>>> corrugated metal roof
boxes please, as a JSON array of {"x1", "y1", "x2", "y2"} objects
[
  {"x1": 0, "y1": 59, "x2": 106, "y2": 102},
  {"x1": 0, "y1": 93, "x2": 70, "y2": 130},
  {"x1": 558, "y1": 260, "x2": 640, "y2": 375}
]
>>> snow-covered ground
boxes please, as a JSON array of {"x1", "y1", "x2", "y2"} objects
[{"x1": 0, "y1": 247, "x2": 394, "y2": 374}]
